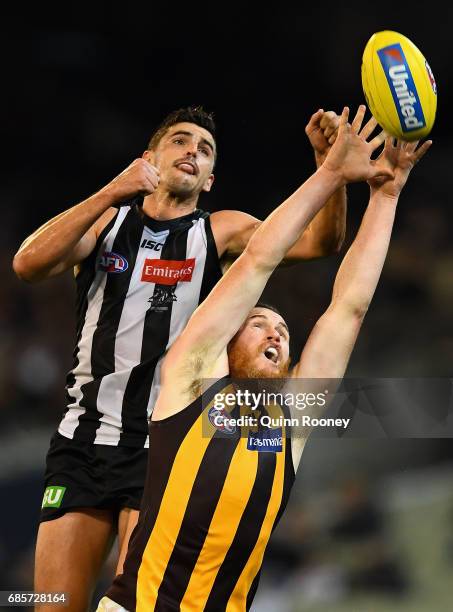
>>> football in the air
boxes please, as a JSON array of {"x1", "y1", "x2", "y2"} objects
[{"x1": 361, "y1": 30, "x2": 437, "y2": 141}]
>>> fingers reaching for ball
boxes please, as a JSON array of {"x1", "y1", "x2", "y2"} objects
[{"x1": 351, "y1": 105, "x2": 367, "y2": 133}]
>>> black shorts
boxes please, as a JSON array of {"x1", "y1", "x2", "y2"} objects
[{"x1": 40, "y1": 431, "x2": 148, "y2": 522}]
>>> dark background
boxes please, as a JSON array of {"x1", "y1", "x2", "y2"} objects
[{"x1": 1, "y1": 5, "x2": 453, "y2": 611}]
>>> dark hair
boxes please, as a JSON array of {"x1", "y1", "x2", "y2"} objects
[
  {"x1": 254, "y1": 301, "x2": 284, "y2": 318},
  {"x1": 147, "y1": 106, "x2": 216, "y2": 154}
]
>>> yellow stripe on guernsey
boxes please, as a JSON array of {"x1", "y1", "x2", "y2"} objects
[
  {"x1": 180, "y1": 436, "x2": 259, "y2": 609},
  {"x1": 136, "y1": 412, "x2": 211, "y2": 610},
  {"x1": 226, "y1": 425, "x2": 286, "y2": 611}
]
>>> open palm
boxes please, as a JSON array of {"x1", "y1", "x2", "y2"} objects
[
  {"x1": 323, "y1": 106, "x2": 394, "y2": 183},
  {"x1": 368, "y1": 138, "x2": 432, "y2": 198}
]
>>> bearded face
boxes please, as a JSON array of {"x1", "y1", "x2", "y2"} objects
[{"x1": 228, "y1": 307, "x2": 291, "y2": 380}]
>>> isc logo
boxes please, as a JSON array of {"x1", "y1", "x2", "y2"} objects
[
  {"x1": 141, "y1": 239, "x2": 163, "y2": 251},
  {"x1": 99, "y1": 252, "x2": 129, "y2": 273},
  {"x1": 378, "y1": 44, "x2": 426, "y2": 132}
]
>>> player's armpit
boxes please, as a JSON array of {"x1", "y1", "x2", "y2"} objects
[{"x1": 161, "y1": 251, "x2": 274, "y2": 384}]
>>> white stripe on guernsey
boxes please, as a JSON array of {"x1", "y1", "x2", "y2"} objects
[
  {"x1": 94, "y1": 226, "x2": 169, "y2": 444},
  {"x1": 58, "y1": 207, "x2": 130, "y2": 440},
  {"x1": 146, "y1": 218, "x2": 208, "y2": 425}
]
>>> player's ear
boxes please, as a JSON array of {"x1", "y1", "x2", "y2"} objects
[
  {"x1": 142, "y1": 149, "x2": 155, "y2": 164},
  {"x1": 202, "y1": 173, "x2": 215, "y2": 192}
]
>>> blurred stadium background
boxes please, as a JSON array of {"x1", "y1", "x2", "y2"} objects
[{"x1": 1, "y1": 5, "x2": 453, "y2": 611}]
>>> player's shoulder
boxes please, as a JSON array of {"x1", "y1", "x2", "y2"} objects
[
  {"x1": 93, "y1": 206, "x2": 122, "y2": 240},
  {"x1": 210, "y1": 209, "x2": 260, "y2": 234},
  {"x1": 210, "y1": 210, "x2": 261, "y2": 258},
  {"x1": 211, "y1": 209, "x2": 258, "y2": 223}
]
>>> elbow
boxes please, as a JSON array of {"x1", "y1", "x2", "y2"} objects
[
  {"x1": 12, "y1": 253, "x2": 26, "y2": 280},
  {"x1": 332, "y1": 297, "x2": 369, "y2": 322},
  {"x1": 243, "y1": 244, "x2": 276, "y2": 273},
  {"x1": 353, "y1": 304, "x2": 368, "y2": 321},
  {"x1": 12, "y1": 252, "x2": 37, "y2": 283},
  {"x1": 347, "y1": 300, "x2": 369, "y2": 322}
]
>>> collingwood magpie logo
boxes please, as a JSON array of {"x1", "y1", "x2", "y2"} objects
[{"x1": 148, "y1": 286, "x2": 177, "y2": 311}]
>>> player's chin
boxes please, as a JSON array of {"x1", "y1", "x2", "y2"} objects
[
  {"x1": 168, "y1": 180, "x2": 197, "y2": 198},
  {"x1": 256, "y1": 357, "x2": 284, "y2": 379},
  {"x1": 168, "y1": 174, "x2": 198, "y2": 195}
]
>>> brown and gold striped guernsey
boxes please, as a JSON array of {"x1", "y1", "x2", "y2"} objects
[{"x1": 107, "y1": 378, "x2": 296, "y2": 611}]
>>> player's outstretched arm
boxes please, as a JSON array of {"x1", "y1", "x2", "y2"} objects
[
  {"x1": 287, "y1": 109, "x2": 347, "y2": 259},
  {"x1": 292, "y1": 136, "x2": 432, "y2": 382},
  {"x1": 12, "y1": 159, "x2": 159, "y2": 282},
  {"x1": 164, "y1": 107, "x2": 393, "y2": 379},
  {"x1": 213, "y1": 110, "x2": 347, "y2": 266}
]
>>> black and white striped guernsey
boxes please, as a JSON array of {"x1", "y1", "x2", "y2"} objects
[{"x1": 59, "y1": 204, "x2": 222, "y2": 447}]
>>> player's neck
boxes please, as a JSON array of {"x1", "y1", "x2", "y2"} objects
[{"x1": 142, "y1": 191, "x2": 198, "y2": 221}]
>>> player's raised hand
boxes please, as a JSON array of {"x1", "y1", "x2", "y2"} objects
[
  {"x1": 322, "y1": 105, "x2": 395, "y2": 184},
  {"x1": 305, "y1": 109, "x2": 340, "y2": 162},
  {"x1": 368, "y1": 137, "x2": 432, "y2": 198},
  {"x1": 102, "y1": 158, "x2": 160, "y2": 203}
]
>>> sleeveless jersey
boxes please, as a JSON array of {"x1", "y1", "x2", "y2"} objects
[
  {"x1": 59, "y1": 204, "x2": 222, "y2": 447},
  {"x1": 107, "y1": 378, "x2": 296, "y2": 611}
]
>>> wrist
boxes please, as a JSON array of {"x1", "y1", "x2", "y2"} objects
[
  {"x1": 369, "y1": 189, "x2": 400, "y2": 205},
  {"x1": 314, "y1": 150, "x2": 327, "y2": 168},
  {"x1": 316, "y1": 163, "x2": 345, "y2": 190},
  {"x1": 98, "y1": 183, "x2": 125, "y2": 206}
]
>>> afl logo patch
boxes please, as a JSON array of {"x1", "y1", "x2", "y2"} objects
[
  {"x1": 99, "y1": 251, "x2": 129, "y2": 273},
  {"x1": 208, "y1": 406, "x2": 236, "y2": 434}
]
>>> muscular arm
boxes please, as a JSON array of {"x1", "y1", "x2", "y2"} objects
[
  {"x1": 212, "y1": 189, "x2": 346, "y2": 268},
  {"x1": 157, "y1": 107, "x2": 395, "y2": 415},
  {"x1": 292, "y1": 190, "x2": 398, "y2": 381},
  {"x1": 289, "y1": 137, "x2": 432, "y2": 467},
  {"x1": 288, "y1": 190, "x2": 399, "y2": 468},
  {"x1": 292, "y1": 138, "x2": 432, "y2": 381},
  {"x1": 287, "y1": 183, "x2": 346, "y2": 260},
  {"x1": 213, "y1": 110, "x2": 347, "y2": 265},
  {"x1": 13, "y1": 194, "x2": 117, "y2": 282},
  {"x1": 302, "y1": 110, "x2": 348, "y2": 259},
  {"x1": 162, "y1": 164, "x2": 344, "y2": 396},
  {"x1": 12, "y1": 158, "x2": 159, "y2": 282}
]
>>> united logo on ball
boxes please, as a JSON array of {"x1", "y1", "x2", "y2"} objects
[{"x1": 361, "y1": 31, "x2": 437, "y2": 141}]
